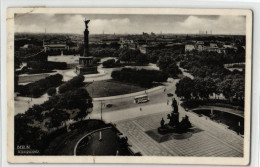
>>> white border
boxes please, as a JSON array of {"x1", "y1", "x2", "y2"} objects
[{"x1": 1, "y1": 1, "x2": 259, "y2": 167}]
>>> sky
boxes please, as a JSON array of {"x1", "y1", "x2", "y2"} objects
[{"x1": 15, "y1": 14, "x2": 246, "y2": 35}]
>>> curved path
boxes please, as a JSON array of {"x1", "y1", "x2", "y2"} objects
[
  {"x1": 93, "y1": 85, "x2": 165, "y2": 101},
  {"x1": 191, "y1": 106, "x2": 244, "y2": 118},
  {"x1": 73, "y1": 126, "x2": 112, "y2": 155}
]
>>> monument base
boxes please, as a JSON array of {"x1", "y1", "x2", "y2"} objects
[{"x1": 75, "y1": 65, "x2": 98, "y2": 75}]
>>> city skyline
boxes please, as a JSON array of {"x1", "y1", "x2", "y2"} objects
[{"x1": 15, "y1": 14, "x2": 246, "y2": 35}]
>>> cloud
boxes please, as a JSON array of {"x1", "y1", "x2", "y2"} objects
[
  {"x1": 15, "y1": 14, "x2": 246, "y2": 35},
  {"x1": 175, "y1": 15, "x2": 245, "y2": 35}
]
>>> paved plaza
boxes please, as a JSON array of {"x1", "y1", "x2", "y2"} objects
[{"x1": 116, "y1": 110, "x2": 243, "y2": 157}]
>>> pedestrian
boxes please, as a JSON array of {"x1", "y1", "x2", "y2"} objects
[
  {"x1": 164, "y1": 88, "x2": 166, "y2": 92},
  {"x1": 167, "y1": 99, "x2": 169, "y2": 105},
  {"x1": 140, "y1": 107, "x2": 142, "y2": 111}
]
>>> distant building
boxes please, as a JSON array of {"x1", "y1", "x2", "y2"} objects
[
  {"x1": 195, "y1": 41, "x2": 205, "y2": 52},
  {"x1": 210, "y1": 43, "x2": 218, "y2": 48},
  {"x1": 129, "y1": 43, "x2": 138, "y2": 50},
  {"x1": 205, "y1": 43, "x2": 218, "y2": 52},
  {"x1": 197, "y1": 44, "x2": 205, "y2": 52},
  {"x1": 139, "y1": 45, "x2": 148, "y2": 54},
  {"x1": 196, "y1": 41, "x2": 204, "y2": 45},
  {"x1": 43, "y1": 38, "x2": 69, "y2": 52},
  {"x1": 185, "y1": 44, "x2": 195, "y2": 53},
  {"x1": 223, "y1": 44, "x2": 234, "y2": 49},
  {"x1": 217, "y1": 48, "x2": 226, "y2": 54},
  {"x1": 43, "y1": 37, "x2": 79, "y2": 53},
  {"x1": 138, "y1": 45, "x2": 161, "y2": 54},
  {"x1": 101, "y1": 38, "x2": 120, "y2": 45}
]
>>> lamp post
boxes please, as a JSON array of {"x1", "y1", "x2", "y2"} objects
[
  {"x1": 100, "y1": 100, "x2": 104, "y2": 121},
  {"x1": 92, "y1": 80, "x2": 94, "y2": 97},
  {"x1": 238, "y1": 121, "x2": 240, "y2": 135}
]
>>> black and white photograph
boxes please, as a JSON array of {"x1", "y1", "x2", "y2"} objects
[{"x1": 6, "y1": 8, "x2": 252, "y2": 165}]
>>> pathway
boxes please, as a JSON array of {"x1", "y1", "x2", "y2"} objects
[{"x1": 191, "y1": 106, "x2": 244, "y2": 118}]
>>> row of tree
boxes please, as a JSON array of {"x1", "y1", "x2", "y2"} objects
[
  {"x1": 118, "y1": 49, "x2": 149, "y2": 65},
  {"x1": 18, "y1": 74, "x2": 63, "y2": 98},
  {"x1": 111, "y1": 68, "x2": 168, "y2": 88},
  {"x1": 157, "y1": 56, "x2": 182, "y2": 78},
  {"x1": 176, "y1": 49, "x2": 245, "y2": 105},
  {"x1": 27, "y1": 61, "x2": 67, "y2": 70},
  {"x1": 175, "y1": 75, "x2": 244, "y2": 104}
]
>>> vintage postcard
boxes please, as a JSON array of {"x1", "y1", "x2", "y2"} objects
[{"x1": 7, "y1": 8, "x2": 252, "y2": 165}]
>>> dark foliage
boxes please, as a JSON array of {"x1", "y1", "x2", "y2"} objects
[
  {"x1": 119, "y1": 49, "x2": 149, "y2": 65},
  {"x1": 47, "y1": 87, "x2": 57, "y2": 96},
  {"x1": 111, "y1": 68, "x2": 168, "y2": 88},
  {"x1": 15, "y1": 87, "x2": 93, "y2": 155},
  {"x1": 18, "y1": 74, "x2": 63, "y2": 98},
  {"x1": 58, "y1": 75, "x2": 85, "y2": 94},
  {"x1": 27, "y1": 61, "x2": 67, "y2": 71},
  {"x1": 102, "y1": 59, "x2": 121, "y2": 68}
]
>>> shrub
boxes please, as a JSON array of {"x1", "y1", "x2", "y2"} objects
[
  {"x1": 47, "y1": 87, "x2": 56, "y2": 96},
  {"x1": 103, "y1": 59, "x2": 116, "y2": 68}
]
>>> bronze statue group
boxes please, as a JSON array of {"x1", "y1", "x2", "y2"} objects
[{"x1": 158, "y1": 97, "x2": 192, "y2": 134}]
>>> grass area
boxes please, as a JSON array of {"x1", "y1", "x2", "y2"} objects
[{"x1": 85, "y1": 79, "x2": 151, "y2": 98}]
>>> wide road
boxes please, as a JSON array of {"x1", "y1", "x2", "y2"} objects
[
  {"x1": 89, "y1": 78, "x2": 178, "y2": 118},
  {"x1": 89, "y1": 63, "x2": 185, "y2": 117}
]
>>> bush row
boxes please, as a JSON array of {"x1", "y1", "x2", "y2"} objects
[
  {"x1": 58, "y1": 75, "x2": 85, "y2": 94},
  {"x1": 27, "y1": 61, "x2": 67, "y2": 71},
  {"x1": 18, "y1": 74, "x2": 63, "y2": 98},
  {"x1": 111, "y1": 68, "x2": 168, "y2": 88},
  {"x1": 102, "y1": 59, "x2": 121, "y2": 68}
]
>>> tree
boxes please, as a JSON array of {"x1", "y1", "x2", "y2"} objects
[
  {"x1": 157, "y1": 56, "x2": 174, "y2": 71},
  {"x1": 47, "y1": 87, "x2": 56, "y2": 96},
  {"x1": 135, "y1": 53, "x2": 149, "y2": 65},
  {"x1": 30, "y1": 85, "x2": 42, "y2": 97},
  {"x1": 46, "y1": 109, "x2": 70, "y2": 129},
  {"x1": 167, "y1": 63, "x2": 182, "y2": 78},
  {"x1": 73, "y1": 110, "x2": 88, "y2": 121},
  {"x1": 102, "y1": 59, "x2": 117, "y2": 68},
  {"x1": 175, "y1": 77, "x2": 194, "y2": 99},
  {"x1": 59, "y1": 83, "x2": 73, "y2": 94},
  {"x1": 58, "y1": 75, "x2": 85, "y2": 94}
]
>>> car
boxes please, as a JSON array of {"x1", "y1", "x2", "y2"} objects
[
  {"x1": 167, "y1": 93, "x2": 173, "y2": 97},
  {"x1": 106, "y1": 104, "x2": 113, "y2": 108}
]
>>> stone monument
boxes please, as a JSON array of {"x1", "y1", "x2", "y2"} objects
[
  {"x1": 75, "y1": 19, "x2": 98, "y2": 74},
  {"x1": 158, "y1": 98, "x2": 191, "y2": 134}
]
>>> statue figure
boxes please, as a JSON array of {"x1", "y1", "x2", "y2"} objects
[
  {"x1": 172, "y1": 98, "x2": 178, "y2": 113},
  {"x1": 167, "y1": 113, "x2": 174, "y2": 127},
  {"x1": 84, "y1": 19, "x2": 90, "y2": 29},
  {"x1": 179, "y1": 115, "x2": 191, "y2": 129},
  {"x1": 160, "y1": 118, "x2": 165, "y2": 128}
]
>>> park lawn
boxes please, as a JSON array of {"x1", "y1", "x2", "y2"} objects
[{"x1": 85, "y1": 79, "x2": 150, "y2": 98}]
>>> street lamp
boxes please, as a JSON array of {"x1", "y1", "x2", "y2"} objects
[{"x1": 100, "y1": 100, "x2": 104, "y2": 121}]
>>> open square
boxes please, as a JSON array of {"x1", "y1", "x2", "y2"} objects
[{"x1": 116, "y1": 111, "x2": 243, "y2": 157}]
